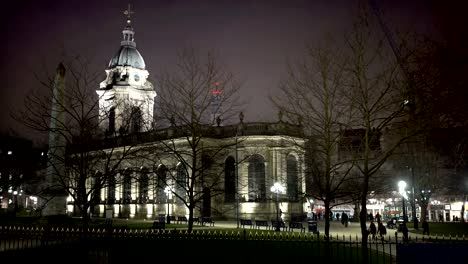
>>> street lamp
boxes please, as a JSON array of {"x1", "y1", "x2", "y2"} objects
[
  {"x1": 235, "y1": 124, "x2": 240, "y2": 229},
  {"x1": 408, "y1": 167, "x2": 418, "y2": 229},
  {"x1": 270, "y1": 182, "x2": 285, "y2": 232},
  {"x1": 398, "y1": 180, "x2": 408, "y2": 224},
  {"x1": 235, "y1": 113, "x2": 244, "y2": 229},
  {"x1": 164, "y1": 186, "x2": 171, "y2": 224}
]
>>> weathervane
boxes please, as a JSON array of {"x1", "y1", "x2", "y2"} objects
[{"x1": 123, "y1": 4, "x2": 134, "y2": 25}]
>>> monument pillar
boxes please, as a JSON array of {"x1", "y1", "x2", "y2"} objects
[{"x1": 42, "y1": 63, "x2": 68, "y2": 216}]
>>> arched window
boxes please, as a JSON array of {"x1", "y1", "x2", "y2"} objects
[
  {"x1": 92, "y1": 171, "x2": 102, "y2": 204},
  {"x1": 107, "y1": 174, "x2": 116, "y2": 204},
  {"x1": 224, "y1": 156, "x2": 236, "y2": 203},
  {"x1": 131, "y1": 107, "x2": 142, "y2": 133},
  {"x1": 175, "y1": 163, "x2": 187, "y2": 203},
  {"x1": 139, "y1": 168, "x2": 149, "y2": 204},
  {"x1": 156, "y1": 165, "x2": 168, "y2": 203},
  {"x1": 248, "y1": 154, "x2": 266, "y2": 202},
  {"x1": 123, "y1": 170, "x2": 132, "y2": 204},
  {"x1": 109, "y1": 107, "x2": 115, "y2": 133},
  {"x1": 287, "y1": 155, "x2": 299, "y2": 201}
]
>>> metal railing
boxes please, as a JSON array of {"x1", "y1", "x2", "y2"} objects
[{"x1": 1, "y1": 225, "x2": 467, "y2": 263}]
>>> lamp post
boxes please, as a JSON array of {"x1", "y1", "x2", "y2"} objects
[
  {"x1": 398, "y1": 180, "x2": 407, "y2": 224},
  {"x1": 235, "y1": 125, "x2": 240, "y2": 229},
  {"x1": 270, "y1": 182, "x2": 284, "y2": 232},
  {"x1": 409, "y1": 167, "x2": 418, "y2": 229},
  {"x1": 164, "y1": 186, "x2": 171, "y2": 224}
]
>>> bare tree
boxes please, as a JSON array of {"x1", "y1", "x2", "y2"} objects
[
  {"x1": 12, "y1": 57, "x2": 151, "y2": 225},
  {"x1": 153, "y1": 46, "x2": 244, "y2": 232},
  {"x1": 271, "y1": 36, "x2": 357, "y2": 239},
  {"x1": 343, "y1": 6, "x2": 417, "y2": 260}
]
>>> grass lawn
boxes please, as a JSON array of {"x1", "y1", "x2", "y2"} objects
[{"x1": 407, "y1": 221, "x2": 468, "y2": 237}]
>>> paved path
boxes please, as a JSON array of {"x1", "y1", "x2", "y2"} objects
[{"x1": 211, "y1": 220, "x2": 423, "y2": 241}]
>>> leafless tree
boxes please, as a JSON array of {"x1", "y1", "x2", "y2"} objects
[
  {"x1": 12, "y1": 57, "x2": 151, "y2": 225},
  {"x1": 342, "y1": 5, "x2": 417, "y2": 259},
  {"x1": 152, "y1": 46, "x2": 244, "y2": 232},
  {"x1": 271, "y1": 36, "x2": 357, "y2": 238}
]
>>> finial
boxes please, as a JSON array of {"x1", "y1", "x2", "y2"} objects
[
  {"x1": 297, "y1": 115, "x2": 303, "y2": 126},
  {"x1": 239, "y1": 112, "x2": 244, "y2": 123},
  {"x1": 57, "y1": 62, "x2": 66, "y2": 77},
  {"x1": 123, "y1": 4, "x2": 134, "y2": 25},
  {"x1": 169, "y1": 115, "x2": 175, "y2": 126}
]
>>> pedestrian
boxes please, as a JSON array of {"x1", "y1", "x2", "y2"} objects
[
  {"x1": 377, "y1": 221, "x2": 387, "y2": 241},
  {"x1": 375, "y1": 212, "x2": 381, "y2": 224},
  {"x1": 341, "y1": 212, "x2": 349, "y2": 227},
  {"x1": 422, "y1": 220, "x2": 430, "y2": 235},
  {"x1": 401, "y1": 223, "x2": 409, "y2": 242},
  {"x1": 369, "y1": 221, "x2": 377, "y2": 240},
  {"x1": 336, "y1": 212, "x2": 340, "y2": 221}
]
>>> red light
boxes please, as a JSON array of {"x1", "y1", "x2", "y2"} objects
[{"x1": 212, "y1": 90, "x2": 221, "y2": 95}]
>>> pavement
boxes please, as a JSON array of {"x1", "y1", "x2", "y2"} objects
[
  {"x1": 213, "y1": 220, "x2": 416, "y2": 241},
  {"x1": 128, "y1": 218, "x2": 424, "y2": 242}
]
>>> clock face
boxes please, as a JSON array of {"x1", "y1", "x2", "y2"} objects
[{"x1": 134, "y1": 74, "x2": 140, "y2": 82}]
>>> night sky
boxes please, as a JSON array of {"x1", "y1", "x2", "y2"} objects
[{"x1": 2, "y1": 0, "x2": 464, "y2": 143}]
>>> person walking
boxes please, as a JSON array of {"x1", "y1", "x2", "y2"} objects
[
  {"x1": 377, "y1": 221, "x2": 387, "y2": 241},
  {"x1": 422, "y1": 220, "x2": 430, "y2": 235},
  {"x1": 369, "y1": 221, "x2": 377, "y2": 241},
  {"x1": 375, "y1": 212, "x2": 381, "y2": 224},
  {"x1": 401, "y1": 223, "x2": 409, "y2": 242},
  {"x1": 341, "y1": 212, "x2": 349, "y2": 227}
]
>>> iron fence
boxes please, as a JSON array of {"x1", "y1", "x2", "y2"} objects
[{"x1": 1, "y1": 225, "x2": 467, "y2": 263}]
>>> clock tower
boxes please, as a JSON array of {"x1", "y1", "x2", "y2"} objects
[{"x1": 97, "y1": 4, "x2": 156, "y2": 135}]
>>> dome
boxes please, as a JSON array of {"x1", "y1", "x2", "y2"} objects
[{"x1": 108, "y1": 45, "x2": 146, "y2": 70}]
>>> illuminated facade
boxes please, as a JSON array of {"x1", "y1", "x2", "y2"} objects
[{"x1": 65, "y1": 6, "x2": 308, "y2": 222}]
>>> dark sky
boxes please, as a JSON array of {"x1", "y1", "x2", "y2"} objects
[{"x1": 2, "y1": 0, "x2": 463, "y2": 143}]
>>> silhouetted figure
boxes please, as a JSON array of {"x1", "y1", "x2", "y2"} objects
[
  {"x1": 401, "y1": 223, "x2": 409, "y2": 242},
  {"x1": 369, "y1": 221, "x2": 377, "y2": 240},
  {"x1": 375, "y1": 212, "x2": 381, "y2": 224},
  {"x1": 341, "y1": 212, "x2": 349, "y2": 227},
  {"x1": 378, "y1": 221, "x2": 387, "y2": 241},
  {"x1": 422, "y1": 220, "x2": 430, "y2": 235}
]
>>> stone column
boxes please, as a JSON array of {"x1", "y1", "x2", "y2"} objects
[{"x1": 42, "y1": 63, "x2": 68, "y2": 216}]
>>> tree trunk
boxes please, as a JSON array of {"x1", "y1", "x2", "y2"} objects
[
  {"x1": 461, "y1": 194, "x2": 466, "y2": 223},
  {"x1": 324, "y1": 199, "x2": 331, "y2": 240},
  {"x1": 420, "y1": 200, "x2": 429, "y2": 222},
  {"x1": 360, "y1": 191, "x2": 369, "y2": 264}
]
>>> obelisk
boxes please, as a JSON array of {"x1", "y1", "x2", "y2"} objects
[{"x1": 42, "y1": 63, "x2": 68, "y2": 216}]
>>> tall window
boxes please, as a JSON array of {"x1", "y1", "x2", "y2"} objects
[
  {"x1": 109, "y1": 107, "x2": 115, "y2": 134},
  {"x1": 123, "y1": 170, "x2": 132, "y2": 204},
  {"x1": 139, "y1": 168, "x2": 149, "y2": 204},
  {"x1": 156, "y1": 165, "x2": 168, "y2": 203},
  {"x1": 175, "y1": 163, "x2": 187, "y2": 203},
  {"x1": 224, "y1": 156, "x2": 236, "y2": 203},
  {"x1": 248, "y1": 154, "x2": 266, "y2": 202},
  {"x1": 92, "y1": 172, "x2": 102, "y2": 204},
  {"x1": 107, "y1": 174, "x2": 116, "y2": 204},
  {"x1": 287, "y1": 155, "x2": 299, "y2": 201},
  {"x1": 131, "y1": 107, "x2": 142, "y2": 133}
]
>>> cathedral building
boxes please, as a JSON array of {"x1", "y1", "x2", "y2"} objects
[{"x1": 64, "y1": 7, "x2": 308, "y2": 222}]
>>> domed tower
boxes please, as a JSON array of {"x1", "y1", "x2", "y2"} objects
[{"x1": 97, "y1": 5, "x2": 156, "y2": 136}]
